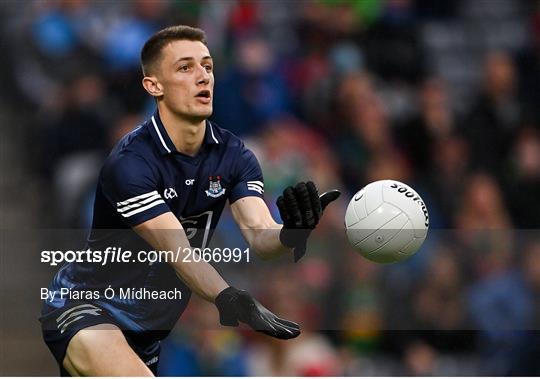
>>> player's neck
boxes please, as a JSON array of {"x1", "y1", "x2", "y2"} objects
[{"x1": 158, "y1": 107, "x2": 205, "y2": 157}]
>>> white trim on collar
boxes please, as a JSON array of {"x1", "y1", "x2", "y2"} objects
[
  {"x1": 151, "y1": 116, "x2": 172, "y2": 154},
  {"x1": 209, "y1": 123, "x2": 219, "y2": 144}
]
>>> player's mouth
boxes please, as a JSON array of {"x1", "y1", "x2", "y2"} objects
[{"x1": 195, "y1": 90, "x2": 212, "y2": 104}]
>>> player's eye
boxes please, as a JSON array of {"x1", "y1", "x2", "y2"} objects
[
  {"x1": 178, "y1": 65, "x2": 190, "y2": 72},
  {"x1": 204, "y1": 64, "x2": 213, "y2": 72}
]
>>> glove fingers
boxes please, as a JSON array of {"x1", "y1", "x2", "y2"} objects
[
  {"x1": 253, "y1": 314, "x2": 278, "y2": 333},
  {"x1": 272, "y1": 316, "x2": 301, "y2": 331},
  {"x1": 268, "y1": 326, "x2": 300, "y2": 339},
  {"x1": 294, "y1": 182, "x2": 316, "y2": 228},
  {"x1": 248, "y1": 298, "x2": 301, "y2": 339},
  {"x1": 283, "y1": 186, "x2": 303, "y2": 227},
  {"x1": 320, "y1": 189, "x2": 341, "y2": 211},
  {"x1": 306, "y1": 181, "x2": 321, "y2": 223},
  {"x1": 273, "y1": 318, "x2": 301, "y2": 339},
  {"x1": 262, "y1": 315, "x2": 300, "y2": 339},
  {"x1": 250, "y1": 312, "x2": 289, "y2": 339},
  {"x1": 276, "y1": 195, "x2": 290, "y2": 224}
]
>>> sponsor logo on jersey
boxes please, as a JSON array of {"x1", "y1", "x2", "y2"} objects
[{"x1": 164, "y1": 187, "x2": 178, "y2": 200}]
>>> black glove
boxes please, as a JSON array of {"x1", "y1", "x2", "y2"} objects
[
  {"x1": 215, "y1": 286, "x2": 300, "y2": 340},
  {"x1": 277, "y1": 181, "x2": 340, "y2": 262}
]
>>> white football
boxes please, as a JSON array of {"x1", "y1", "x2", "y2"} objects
[{"x1": 345, "y1": 180, "x2": 429, "y2": 264}]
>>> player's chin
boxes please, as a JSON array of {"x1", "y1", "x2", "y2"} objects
[{"x1": 191, "y1": 103, "x2": 213, "y2": 118}]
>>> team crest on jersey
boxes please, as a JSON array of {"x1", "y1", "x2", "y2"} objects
[{"x1": 205, "y1": 176, "x2": 226, "y2": 198}]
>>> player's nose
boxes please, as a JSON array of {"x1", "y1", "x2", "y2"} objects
[
  {"x1": 197, "y1": 76, "x2": 210, "y2": 86},
  {"x1": 196, "y1": 66, "x2": 211, "y2": 85}
]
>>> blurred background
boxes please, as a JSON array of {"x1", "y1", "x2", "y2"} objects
[{"x1": 1, "y1": 0, "x2": 540, "y2": 376}]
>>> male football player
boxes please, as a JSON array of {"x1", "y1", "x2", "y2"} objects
[{"x1": 40, "y1": 25, "x2": 339, "y2": 376}]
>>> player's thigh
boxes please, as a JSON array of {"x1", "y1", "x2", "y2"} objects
[{"x1": 63, "y1": 323, "x2": 153, "y2": 376}]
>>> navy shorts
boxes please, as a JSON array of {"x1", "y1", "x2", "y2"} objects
[{"x1": 40, "y1": 302, "x2": 161, "y2": 376}]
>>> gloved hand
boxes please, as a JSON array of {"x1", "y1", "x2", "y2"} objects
[
  {"x1": 277, "y1": 181, "x2": 340, "y2": 262},
  {"x1": 215, "y1": 286, "x2": 300, "y2": 340}
]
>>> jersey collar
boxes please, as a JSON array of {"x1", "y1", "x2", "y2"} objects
[
  {"x1": 204, "y1": 120, "x2": 222, "y2": 146},
  {"x1": 148, "y1": 109, "x2": 221, "y2": 155}
]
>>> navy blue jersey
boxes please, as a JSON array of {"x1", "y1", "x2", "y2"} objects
[{"x1": 43, "y1": 109, "x2": 264, "y2": 337}]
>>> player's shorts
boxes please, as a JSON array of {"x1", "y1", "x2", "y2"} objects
[{"x1": 40, "y1": 302, "x2": 161, "y2": 376}]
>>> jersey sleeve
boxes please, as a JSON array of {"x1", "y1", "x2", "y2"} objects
[
  {"x1": 100, "y1": 154, "x2": 170, "y2": 227},
  {"x1": 229, "y1": 144, "x2": 264, "y2": 203}
]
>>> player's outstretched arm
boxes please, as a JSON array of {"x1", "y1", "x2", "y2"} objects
[
  {"x1": 134, "y1": 212, "x2": 299, "y2": 339},
  {"x1": 134, "y1": 212, "x2": 229, "y2": 302},
  {"x1": 231, "y1": 182, "x2": 340, "y2": 262}
]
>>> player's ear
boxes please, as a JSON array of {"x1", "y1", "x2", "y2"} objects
[{"x1": 142, "y1": 76, "x2": 164, "y2": 97}]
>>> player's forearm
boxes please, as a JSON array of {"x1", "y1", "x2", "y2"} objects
[
  {"x1": 230, "y1": 198, "x2": 293, "y2": 259},
  {"x1": 169, "y1": 251, "x2": 229, "y2": 302},
  {"x1": 248, "y1": 226, "x2": 292, "y2": 260},
  {"x1": 134, "y1": 218, "x2": 228, "y2": 302},
  {"x1": 151, "y1": 233, "x2": 227, "y2": 301}
]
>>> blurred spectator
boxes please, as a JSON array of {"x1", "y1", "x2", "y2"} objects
[
  {"x1": 102, "y1": 0, "x2": 170, "y2": 112},
  {"x1": 258, "y1": 118, "x2": 342, "y2": 190},
  {"x1": 102, "y1": 0, "x2": 168, "y2": 71},
  {"x1": 426, "y1": 135, "x2": 470, "y2": 227},
  {"x1": 339, "y1": 258, "x2": 384, "y2": 354},
  {"x1": 465, "y1": 51, "x2": 522, "y2": 179},
  {"x1": 516, "y1": 3, "x2": 540, "y2": 125},
  {"x1": 455, "y1": 172, "x2": 512, "y2": 231},
  {"x1": 506, "y1": 241, "x2": 540, "y2": 375},
  {"x1": 226, "y1": 0, "x2": 260, "y2": 41},
  {"x1": 413, "y1": 250, "x2": 467, "y2": 332},
  {"x1": 506, "y1": 127, "x2": 540, "y2": 228},
  {"x1": 381, "y1": 245, "x2": 475, "y2": 369},
  {"x1": 363, "y1": 0, "x2": 426, "y2": 84},
  {"x1": 522, "y1": 241, "x2": 540, "y2": 325},
  {"x1": 467, "y1": 240, "x2": 540, "y2": 375},
  {"x1": 213, "y1": 36, "x2": 292, "y2": 136},
  {"x1": 12, "y1": 0, "x2": 102, "y2": 108},
  {"x1": 333, "y1": 72, "x2": 410, "y2": 191},
  {"x1": 455, "y1": 173, "x2": 514, "y2": 279},
  {"x1": 402, "y1": 341, "x2": 437, "y2": 376},
  {"x1": 397, "y1": 77, "x2": 455, "y2": 177},
  {"x1": 34, "y1": 74, "x2": 109, "y2": 180}
]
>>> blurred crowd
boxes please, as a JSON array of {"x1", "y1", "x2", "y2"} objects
[{"x1": 3, "y1": 0, "x2": 540, "y2": 375}]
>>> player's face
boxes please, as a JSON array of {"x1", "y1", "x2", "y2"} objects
[{"x1": 157, "y1": 40, "x2": 214, "y2": 120}]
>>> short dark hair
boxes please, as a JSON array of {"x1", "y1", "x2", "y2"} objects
[{"x1": 140, "y1": 25, "x2": 207, "y2": 76}]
